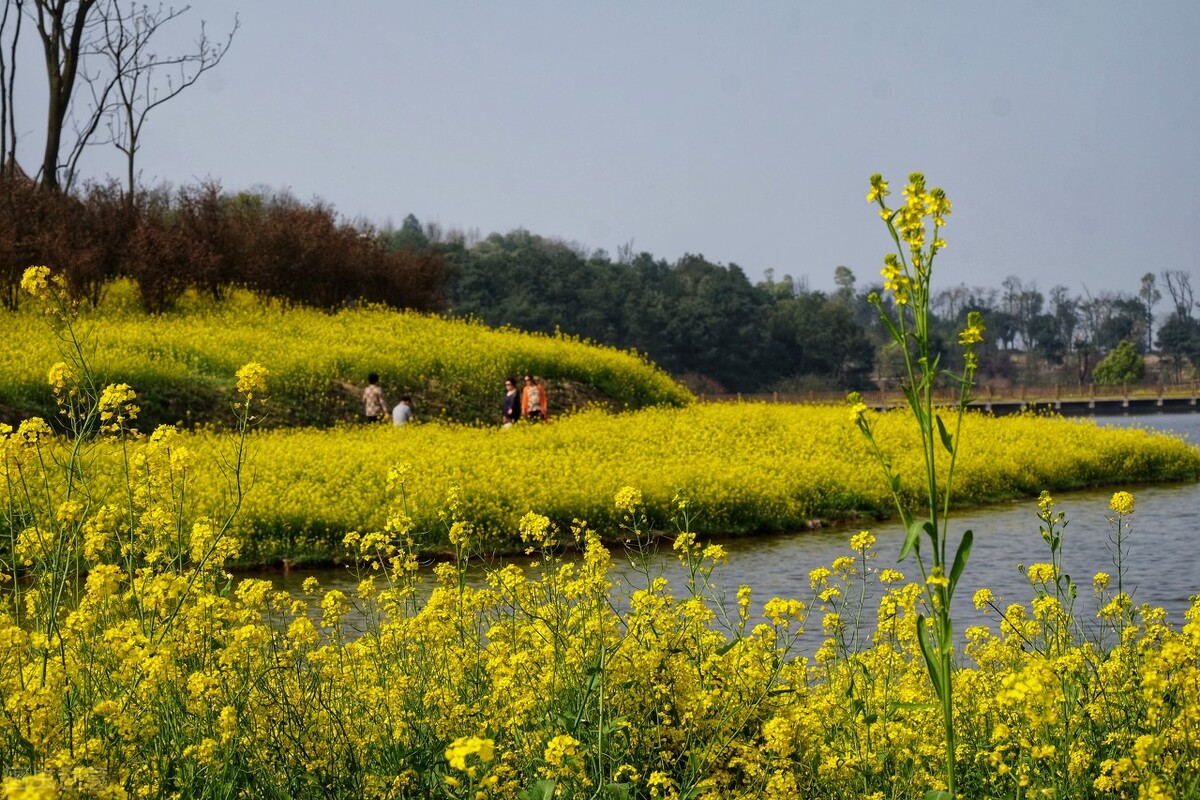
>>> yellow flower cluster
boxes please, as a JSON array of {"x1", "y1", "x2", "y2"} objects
[
  {"x1": 868, "y1": 172, "x2": 951, "y2": 310},
  {"x1": 1110, "y1": 490, "x2": 1135, "y2": 515},
  {"x1": 234, "y1": 361, "x2": 269, "y2": 399}
]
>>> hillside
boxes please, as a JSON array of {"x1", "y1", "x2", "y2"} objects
[{"x1": 0, "y1": 279, "x2": 694, "y2": 429}]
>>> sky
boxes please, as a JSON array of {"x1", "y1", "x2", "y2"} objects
[{"x1": 11, "y1": 2, "x2": 1200, "y2": 298}]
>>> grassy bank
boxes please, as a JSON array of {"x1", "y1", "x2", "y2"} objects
[{"x1": 0, "y1": 279, "x2": 693, "y2": 428}]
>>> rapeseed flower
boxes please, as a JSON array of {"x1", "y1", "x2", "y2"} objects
[
  {"x1": 445, "y1": 736, "x2": 495, "y2": 771},
  {"x1": 1109, "y1": 491, "x2": 1135, "y2": 516},
  {"x1": 849, "y1": 530, "x2": 875, "y2": 552},
  {"x1": 235, "y1": 361, "x2": 269, "y2": 397},
  {"x1": 958, "y1": 310, "x2": 985, "y2": 347},
  {"x1": 20, "y1": 265, "x2": 51, "y2": 299},
  {"x1": 542, "y1": 733, "x2": 580, "y2": 772},
  {"x1": 866, "y1": 174, "x2": 890, "y2": 203},
  {"x1": 97, "y1": 383, "x2": 139, "y2": 434},
  {"x1": 614, "y1": 486, "x2": 643, "y2": 514}
]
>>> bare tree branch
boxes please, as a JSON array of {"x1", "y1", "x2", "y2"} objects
[
  {"x1": 24, "y1": 0, "x2": 236, "y2": 193},
  {"x1": 0, "y1": 0, "x2": 26, "y2": 175},
  {"x1": 101, "y1": 2, "x2": 239, "y2": 201}
]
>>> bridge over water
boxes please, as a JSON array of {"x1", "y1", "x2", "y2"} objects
[{"x1": 698, "y1": 384, "x2": 1200, "y2": 417}]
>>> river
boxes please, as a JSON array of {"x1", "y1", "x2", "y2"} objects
[{"x1": 275, "y1": 411, "x2": 1200, "y2": 644}]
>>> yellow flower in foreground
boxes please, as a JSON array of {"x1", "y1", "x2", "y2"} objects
[
  {"x1": 47, "y1": 361, "x2": 73, "y2": 394},
  {"x1": 849, "y1": 530, "x2": 875, "y2": 552},
  {"x1": 20, "y1": 266, "x2": 53, "y2": 301},
  {"x1": 98, "y1": 383, "x2": 139, "y2": 430},
  {"x1": 866, "y1": 173, "x2": 890, "y2": 204},
  {"x1": 543, "y1": 734, "x2": 580, "y2": 768},
  {"x1": 927, "y1": 566, "x2": 950, "y2": 589},
  {"x1": 3, "y1": 773, "x2": 57, "y2": 800},
  {"x1": 614, "y1": 486, "x2": 643, "y2": 514},
  {"x1": 1109, "y1": 491, "x2": 1135, "y2": 515},
  {"x1": 846, "y1": 391, "x2": 869, "y2": 425},
  {"x1": 235, "y1": 361, "x2": 269, "y2": 398},
  {"x1": 519, "y1": 511, "x2": 555, "y2": 548},
  {"x1": 958, "y1": 310, "x2": 985, "y2": 346},
  {"x1": 445, "y1": 736, "x2": 495, "y2": 771}
]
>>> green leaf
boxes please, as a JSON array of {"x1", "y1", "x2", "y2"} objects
[
  {"x1": 949, "y1": 529, "x2": 973, "y2": 594},
  {"x1": 902, "y1": 384, "x2": 924, "y2": 421},
  {"x1": 902, "y1": 520, "x2": 926, "y2": 563},
  {"x1": 715, "y1": 636, "x2": 740, "y2": 657},
  {"x1": 900, "y1": 519, "x2": 927, "y2": 562},
  {"x1": 519, "y1": 779, "x2": 557, "y2": 800},
  {"x1": 891, "y1": 701, "x2": 938, "y2": 711},
  {"x1": 602, "y1": 717, "x2": 629, "y2": 736},
  {"x1": 935, "y1": 414, "x2": 953, "y2": 453},
  {"x1": 915, "y1": 614, "x2": 942, "y2": 686},
  {"x1": 878, "y1": 310, "x2": 903, "y2": 344},
  {"x1": 602, "y1": 784, "x2": 633, "y2": 800},
  {"x1": 925, "y1": 792, "x2": 953, "y2": 800}
]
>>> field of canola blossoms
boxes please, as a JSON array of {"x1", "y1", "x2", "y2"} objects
[
  {"x1": 5, "y1": 412, "x2": 1200, "y2": 798},
  {"x1": 0, "y1": 279, "x2": 692, "y2": 428},
  {"x1": 58, "y1": 402, "x2": 1197, "y2": 566},
  {"x1": 7, "y1": 249, "x2": 1200, "y2": 799}
]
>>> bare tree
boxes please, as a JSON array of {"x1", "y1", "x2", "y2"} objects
[
  {"x1": 30, "y1": 0, "x2": 100, "y2": 189},
  {"x1": 1, "y1": 0, "x2": 25, "y2": 175},
  {"x1": 933, "y1": 283, "x2": 972, "y2": 322},
  {"x1": 100, "y1": 2, "x2": 237, "y2": 201},
  {"x1": 25, "y1": 0, "x2": 235, "y2": 192},
  {"x1": 1161, "y1": 269, "x2": 1195, "y2": 319},
  {"x1": 616, "y1": 238, "x2": 636, "y2": 265}
]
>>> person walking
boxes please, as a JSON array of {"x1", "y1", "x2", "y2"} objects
[
  {"x1": 502, "y1": 377, "x2": 521, "y2": 427},
  {"x1": 521, "y1": 374, "x2": 548, "y2": 422},
  {"x1": 363, "y1": 373, "x2": 388, "y2": 422}
]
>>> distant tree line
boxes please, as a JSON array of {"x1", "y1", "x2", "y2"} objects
[
  {"x1": 4, "y1": 175, "x2": 1199, "y2": 392},
  {"x1": 439, "y1": 228, "x2": 875, "y2": 392},
  {"x1": 435, "y1": 225, "x2": 1200, "y2": 392}
]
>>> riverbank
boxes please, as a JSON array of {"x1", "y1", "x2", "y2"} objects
[{"x1": 46, "y1": 403, "x2": 1199, "y2": 568}]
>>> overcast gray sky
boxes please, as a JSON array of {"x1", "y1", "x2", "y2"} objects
[{"x1": 14, "y1": 2, "x2": 1200, "y2": 297}]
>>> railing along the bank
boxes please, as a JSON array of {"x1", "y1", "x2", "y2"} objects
[{"x1": 697, "y1": 382, "x2": 1200, "y2": 414}]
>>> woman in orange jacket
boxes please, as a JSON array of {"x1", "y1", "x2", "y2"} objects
[{"x1": 521, "y1": 374, "x2": 548, "y2": 422}]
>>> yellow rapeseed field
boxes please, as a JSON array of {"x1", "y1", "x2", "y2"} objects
[
  {"x1": 0, "y1": 279, "x2": 692, "y2": 426},
  {"x1": 98, "y1": 402, "x2": 1200, "y2": 565},
  {"x1": 7, "y1": 256, "x2": 1200, "y2": 797}
]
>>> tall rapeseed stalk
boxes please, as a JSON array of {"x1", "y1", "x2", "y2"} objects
[{"x1": 848, "y1": 173, "x2": 983, "y2": 799}]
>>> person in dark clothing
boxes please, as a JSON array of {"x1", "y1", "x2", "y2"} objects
[{"x1": 502, "y1": 377, "x2": 521, "y2": 427}]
